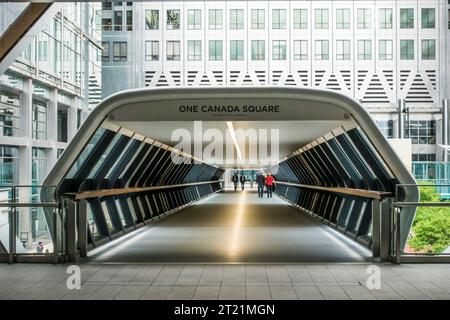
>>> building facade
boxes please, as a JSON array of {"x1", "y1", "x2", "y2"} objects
[
  {"x1": 0, "y1": 3, "x2": 101, "y2": 246},
  {"x1": 101, "y1": 0, "x2": 450, "y2": 163}
]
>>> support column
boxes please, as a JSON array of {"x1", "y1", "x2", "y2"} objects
[
  {"x1": 371, "y1": 199, "x2": 380, "y2": 258},
  {"x1": 47, "y1": 88, "x2": 58, "y2": 168},
  {"x1": 65, "y1": 199, "x2": 77, "y2": 262},
  {"x1": 77, "y1": 199, "x2": 88, "y2": 258},
  {"x1": 18, "y1": 78, "x2": 32, "y2": 248},
  {"x1": 397, "y1": 99, "x2": 405, "y2": 139},
  {"x1": 380, "y1": 198, "x2": 392, "y2": 262}
]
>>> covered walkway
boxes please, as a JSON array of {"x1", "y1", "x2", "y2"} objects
[{"x1": 88, "y1": 191, "x2": 371, "y2": 263}]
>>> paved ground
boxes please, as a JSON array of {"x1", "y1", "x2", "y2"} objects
[
  {"x1": 1, "y1": 263, "x2": 450, "y2": 300},
  {"x1": 89, "y1": 191, "x2": 371, "y2": 263}
]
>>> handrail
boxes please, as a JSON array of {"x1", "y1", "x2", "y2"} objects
[
  {"x1": 276, "y1": 181, "x2": 393, "y2": 200},
  {"x1": 0, "y1": 202, "x2": 59, "y2": 208},
  {"x1": 65, "y1": 180, "x2": 224, "y2": 200},
  {"x1": 392, "y1": 183, "x2": 450, "y2": 263}
]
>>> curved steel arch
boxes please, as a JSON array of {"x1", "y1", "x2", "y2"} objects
[{"x1": 43, "y1": 86, "x2": 418, "y2": 250}]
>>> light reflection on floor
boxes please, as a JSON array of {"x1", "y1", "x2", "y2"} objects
[{"x1": 89, "y1": 191, "x2": 372, "y2": 263}]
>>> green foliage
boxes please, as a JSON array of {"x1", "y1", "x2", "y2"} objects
[{"x1": 407, "y1": 182, "x2": 450, "y2": 253}]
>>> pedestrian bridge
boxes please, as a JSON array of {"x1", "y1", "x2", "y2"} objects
[{"x1": 2, "y1": 87, "x2": 419, "y2": 263}]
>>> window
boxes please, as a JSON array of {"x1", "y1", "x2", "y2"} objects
[
  {"x1": 336, "y1": 40, "x2": 350, "y2": 60},
  {"x1": 209, "y1": 40, "x2": 223, "y2": 61},
  {"x1": 229, "y1": 9, "x2": 244, "y2": 30},
  {"x1": 145, "y1": 10, "x2": 159, "y2": 30},
  {"x1": 32, "y1": 101, "x2": 47, "y2": 140},
  {"x1": 251, "y1": 40, "x2": 265, "y2": 60},
  {"x1": 448, "y1": 9, "x2": 450, "y2": 29},
  {"x1": 209, "y1": 9, "x2": 223, "y2": 30},
  {"x1": 167, "y1": 41, "x2": 180, "y2": 60},
  {"x1": 293, "y1": 40, "x2": 307, "y2": 60},
  {"x1": 230, "y1": 40, "x2": 244, "y2": 60},
  {"x1": 188, "y1": 9, "x2": 201, "y2": 30},
  {"x1": 379, "y1": 8, "x2": 393, "y2": 29},
  {"x1": 400, "y1": 8, "x2": 414, "y2": 28},
  {"x1": 406, "y1": 120, "x2": 436, "y2": 144},
  {"x1": 102, "y1": 18, "x2": 112, "y2": 31},
  {"x1": 357, "y1": 8, "x2": 371, "y2": 29},
  {"x1": 38, "y1": 40, "x2": 48, "y2": 61},
  {"x1": 32, "y1": 147, "x2": 47, "y2": 185},
  {"x1": 167, "y1": 10, "x2": 180, "y2": 30},
  {"x1": 422, "y1": 40, "x2": 436, "y2": 60},
  {"x1": 400, "y1": 40, "x2": 414, "y2": 60},
  {"x1": 0, "y1": 145, "x2": 19, "y2": 185},
  {"x1": 315, "y1": 40, "x2": 329, "y2": 60},
  {"x1": 101, "y1": 42, "x2": 110, "y2": 61},
  {"x1": 272, "y1": 40, "x2": 286, "y2": 60},
  {"x1": 421, "y1": 8, "x2": 435, "y2": 29},
  {"x1": 126, "y1": 10, "x2": 132, "y2": 31},
  {"x1": 293, "y1": 9, "x2": 307, "y2": 29},
  {"x1": 57, "y1": 108, "x2": 68, "y2": 143},
  {"x1": 376, "y1": 120, "x2": 394, "y2": 139},
  {"x1": 187, "y1": 40, "x2": 201, "y2": 61},
  {"x1": 252, "y1": 9, "x2": 265, "y2": 29},
  {"x1": 336, "y1": 9, "x2": 350, "y2": 29},
  {"x1": 379, "y1": 40, "x2": 393, "y2": 60},
  {"x1": 412, "y1": 154, "x2": 436, "y2": 161},
  {"x1": 114, "y1": 11, "x2": 123, "y2": 31},
  {"x1": 102, "y1": 2, "x2": 112, "y2": 10},
  {"x1": 145, "y1": 41, "x2": 159, "y2": 61},
  {"x1": 113, "y1": 41, "x2": 127, "y2": 61},
  {"x1": 0, "y1": 93, "x2": 20, "y2": 137},
  {"x1": 315, "y1": 9, "x2": 329, "y2": 29},
  {"x1": 358, "y1": 40, "x2": 372, "y2": 60},
  {"x1": 272, "y1": 9, "x2": 286, "y2": 29}
]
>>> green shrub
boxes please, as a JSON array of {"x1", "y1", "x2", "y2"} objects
[{"x1": 407, "y1": 182, "x2": 450, "y2": 253}]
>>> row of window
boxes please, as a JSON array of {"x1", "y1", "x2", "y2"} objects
[
  {"x1": 102, "y1": 39, "x2": 436, "y2": 62},
  {"x1": 376, "y1": 120, "x2": 436, "y2": 145},
  {"x1": 142, "y1": 8, "x2": 435, "y2": 31}
]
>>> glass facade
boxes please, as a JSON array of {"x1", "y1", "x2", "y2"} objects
[{"x1": 406, "y1": 120, "x2": 436, "y2": 144}]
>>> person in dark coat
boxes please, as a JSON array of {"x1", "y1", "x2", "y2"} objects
[
  {"x1": 239, "y1": 174, "x2": 246, "y2": 190},
  {"x1": 256, "y1": 172, "x2": 265, "y2": 198},
  {"x1": 232, "y1": 173, "x2": 239, "y2": 191}
]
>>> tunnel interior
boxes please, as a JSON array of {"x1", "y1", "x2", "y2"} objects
[{"x1": 44, "y1": 87, "x2": 418, "y2": 263}]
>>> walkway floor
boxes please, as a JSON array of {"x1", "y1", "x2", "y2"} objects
[
  {"x1": 88, "y1": 191, "x2": 371, "y2": 263},
  {"x1": 1, "y1": 263, "x2": 450, "y2": 300}
]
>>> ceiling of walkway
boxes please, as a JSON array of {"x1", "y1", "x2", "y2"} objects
[{"x1": 112, "y1": 120, "x2": 346, "y2": 168}]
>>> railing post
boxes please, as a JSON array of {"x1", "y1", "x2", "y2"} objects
[
  {"x1": 8, "y1": 187, "x2": 16, "y2": 263},
  {"x1": 66, "y1": 198, "x2": 77, "y2": 262},
  {"x1": 380, "y1": 198, "x2": 392, "y2": 262},
  {"x1": 77, "y1": 199, "x2": 88, "y2": 258},
  {"x1": 395, "y1": 208, "x2": 401, "y2": 264},
  {"x1": 371, "y1": 199, "x2": 381, "y2": 258},
  {"x1": 53, "y1": 208, "x2": 60, "y2": 263}
]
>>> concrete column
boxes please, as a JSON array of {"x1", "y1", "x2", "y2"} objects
[
  {"x1": 18, "y1": 79, "x2": 32, "y2": 247},
  {"x1": 47, "y1": 88, "x2": 58, "y2": 168},
  {"x1": 397, "y1": 99, "x2": 405, "y2": 139},
  {"x1": 67, "y1": 96, "x2": 78, "y2": 141}
]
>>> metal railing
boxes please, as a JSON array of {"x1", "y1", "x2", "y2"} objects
[
  {"x1": 0, "y1": 185, "x2": 61, "y2": 263},
  {"x1": 392, "y1": 184, "x2": 450, "y2": 263}
]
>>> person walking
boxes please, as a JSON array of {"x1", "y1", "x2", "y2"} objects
[
  {"x1": 256, "y1": 172, "x2": 265, "y2": 198},
  {"x1": 265, "y1": 174, "x2": 275, "y2": 198},
  {"x1": 240, "y1": 174, "x2": 246, "y2": 191},
  {"x1": 232, "y1": 172, "x2": 238, "y2": 191}
]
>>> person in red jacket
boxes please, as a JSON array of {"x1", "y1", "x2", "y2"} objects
[{"x1": 265, "y1": 174, "x2": 275, "y2": 198}]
